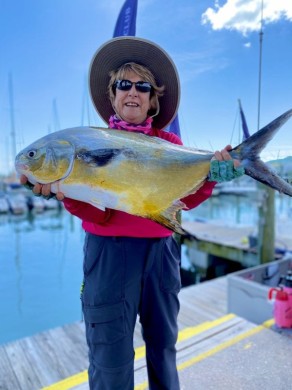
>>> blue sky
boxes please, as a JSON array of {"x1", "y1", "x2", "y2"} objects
[{"x1": 1, "y1": 0, "x2": 292, "y2": 174}]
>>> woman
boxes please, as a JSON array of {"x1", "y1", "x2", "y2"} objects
[{"x1": 21, "y1": 37, "x2": 243, "y2": 390}]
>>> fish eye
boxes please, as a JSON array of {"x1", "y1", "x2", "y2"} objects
[{"x1": 26, "y1": 149, "x2": 37, "y2": 159}]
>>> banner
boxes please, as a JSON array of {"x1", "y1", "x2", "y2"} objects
[
  {"x1": 167, "y1": 115, "x2": 181, "y2": 137},
  {"x1": 113, "y1": 0, "x2": 138, "y2": 37}
]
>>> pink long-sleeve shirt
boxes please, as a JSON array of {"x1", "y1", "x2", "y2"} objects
[{"x1": 63, "y1": 128, "x2": 216, "y2": 237}]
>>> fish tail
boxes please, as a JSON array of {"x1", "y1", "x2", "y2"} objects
[{"x1": 230, "y1": 108, "x2": 292, "y2": 196}]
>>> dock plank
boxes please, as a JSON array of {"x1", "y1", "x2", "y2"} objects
[
  {"x1": 4, "y1": 341, "x2": 42, "y2": 390},
  {"x1": 182, "y1": 221, "x2": 253, "y2": 249},
  {"x1": 182, "y1": 220, "x2": 292, "y2": 268},
  {"x1": 19, "y1": 337, "x2": 57, "y2": 388},
  {"x1": 34, "y1": 327, "x2": 88, "y2": 379},
  {"x1": 0, "y1": 347, "x2": 21, "y2": 390}
]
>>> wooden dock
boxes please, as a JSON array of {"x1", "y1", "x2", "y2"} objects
[
  {"x1": 1, "y1": 276, "x2": 292, "y2": 390},
  {"x1": 182, "y1": 220, "x2": 292, "y2": 269}
]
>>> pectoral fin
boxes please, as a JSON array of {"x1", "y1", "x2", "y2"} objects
[{"x1": 88, "y1": 198, "x2": 106, "y2": 211}]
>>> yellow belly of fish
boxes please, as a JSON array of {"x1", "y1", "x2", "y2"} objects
[{"x1": 64, "y1": 159, "x2": 210, "y2": 217}]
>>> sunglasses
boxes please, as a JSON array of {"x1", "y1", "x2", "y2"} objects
[{"x1": 113, "y1": 79, "x2": 152, "y2": 93}]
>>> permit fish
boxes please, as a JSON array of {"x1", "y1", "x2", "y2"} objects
[{"x1": 15, "y1": 109, "x2": 292, "y2": 234}]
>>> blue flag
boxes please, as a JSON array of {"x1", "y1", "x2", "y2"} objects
[
  {"x1": 238, "y1": 99, "x2": 250, "y2": 140},
  {"x1": 113, "y1": 0, "x2": 138, "y2": 37},
  {"x1": 167, "y1": 115, "x2": 181, "y2": 138}
]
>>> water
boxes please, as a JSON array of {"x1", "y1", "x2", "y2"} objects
[
  {"x1": 182, "y1": 192, "x2": 259, "y2": 226},
  {"x1": 0, "y1": 208, "x2": 84, "y2": 345},
  {"x1": 0, "y1": 190, "x2": 291, "y2": 345},
  {"x1": 183, "y1": 190, "x2": 292, "y2": 228}
]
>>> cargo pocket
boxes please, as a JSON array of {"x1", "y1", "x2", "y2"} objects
[
  {"x1": 83, "y1": 301, "x2": 126, "y2": 345},
  {"x1": 160, "y1": 237, "x2": 181, "y2": 293}
]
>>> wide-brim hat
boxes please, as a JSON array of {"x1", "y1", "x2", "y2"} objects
[{"x1": 89, "y1": 36, "x2": 180, "y2": 129}]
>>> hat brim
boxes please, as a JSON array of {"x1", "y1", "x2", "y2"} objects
[{"x1": 89, "y1": 36, "x2": 180, "y2": 130}]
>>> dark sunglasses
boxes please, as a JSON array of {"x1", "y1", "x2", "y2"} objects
[{"x1": 113, "y1": 79, "x2": 152, "y2": 93}]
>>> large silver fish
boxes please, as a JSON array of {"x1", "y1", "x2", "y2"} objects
[{"x1": 15, "y1": 109, "x2": 292, "y2": 234}]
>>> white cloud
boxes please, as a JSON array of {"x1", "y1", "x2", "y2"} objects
[{"x1": 202, "y1": 0, "x2": 292, "y2": 35}]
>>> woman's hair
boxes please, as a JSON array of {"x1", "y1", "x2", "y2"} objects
[{"x1": 108, "y1": 62, "x2": 165, "y2": 118}]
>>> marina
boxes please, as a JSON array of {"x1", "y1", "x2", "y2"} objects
[
  {"x1": 1, "y1": 182, "x2": 292, "y2": 345},
  {"x1": 1, "y1": 143, "x2": 292, "y2": 388},
  {"x1": 1, "y1": 0, "x2": 292, "y2": 388},
  {"x1": 0, "y1": 175, "x2": 292, "y2": 390},
  {"x1": 0, "y1": 185, "x2": 292, "y2": 389}
]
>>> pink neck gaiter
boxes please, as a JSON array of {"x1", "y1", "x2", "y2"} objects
[{"x1": 109, "y1": 115, "x2": 153, "y2": 134}]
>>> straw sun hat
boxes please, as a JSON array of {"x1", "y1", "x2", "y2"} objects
[{"x1": 89, "y1": 36, "x2": 180, "y2": 130}]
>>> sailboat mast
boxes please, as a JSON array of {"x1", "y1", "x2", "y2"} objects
[
  {"x1": 52, "y1": 98, "x2": 61, "y2": 131},
  {"x1": 81, "y1": 74, "x2": 91, "y2": 126},
  {"x1": 8, "y1": 73, "x2": 17, "y2": 167},
  {"x1": 257, "y1": 0, "x2": 264, "y2": 132}
]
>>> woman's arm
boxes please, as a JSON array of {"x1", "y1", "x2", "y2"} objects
[
  {"x1": 63, "y1": 198, "x2": 110, "y2": 224},
  {"x1": 181, "y1": 181, "x2": 216, "y2": 210}
]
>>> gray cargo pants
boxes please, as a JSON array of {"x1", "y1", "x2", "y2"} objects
[{"x1": 81, "y1": 233, "x2": 181, "y2": 389}]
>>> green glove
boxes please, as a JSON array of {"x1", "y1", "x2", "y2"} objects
[{"x1": 207, "y1": 159, "x2": 245, "y2": 183}]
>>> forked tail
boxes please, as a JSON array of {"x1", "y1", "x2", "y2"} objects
[{"x1": 230, "y1": 109, "x2": 292, "y2": 196}]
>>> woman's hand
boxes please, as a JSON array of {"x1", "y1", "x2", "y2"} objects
[
  {"x1": 20, "y1": 174, "x2": 65, "y2": 201},
  {"x1": 208, "y1": 145, "x2": 244, "y2": 183},
  {"x1": 213, "y1": 144, "x2": 240, "y2": 167}
]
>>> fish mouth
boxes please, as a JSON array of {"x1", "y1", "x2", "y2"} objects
[{"x1": 15, "y1": 163, "x2": 29, "y2": 172}]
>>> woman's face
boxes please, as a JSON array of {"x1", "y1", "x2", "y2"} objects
[{"x1": 113, "y1": 70, "x2": 151, "y2": 124}]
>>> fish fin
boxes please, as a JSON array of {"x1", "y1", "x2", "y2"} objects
[
  {"x1": 76, "y1": 149, "x2": 122, "y2": 167},
  {"x1": 150, "y1": 200, "x2": 187, "y2": 235},
  {"x1": 231, "y1": 108, "x2": 292, "y2": 196},
  {"x1": 245, "y1": 160, "x2": 292, "y2": 196},
  {"x1": 232, "y1": 109, "x2": 292, "y2": 158},
  {"x1": 88, "y1": 199, "x2": 106, "y2": 211}
]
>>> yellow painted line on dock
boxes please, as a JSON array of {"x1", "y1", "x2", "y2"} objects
[
  {"x1": 135, "y1": 318, "x2": 275, "y2": 390},
  {"x1": 178, "y1": 313, "x2": 236, "y2": 342},
  {"x1": 177, "y1": 318, "x2": 274, "y2": 371},
  {"x1": 41, "y1": 371, "x2": 88, "y2": 390},
  {"x1": 134, "y1": 313, "x2": 236, "y2": 361},
  {"x1": 41, "y1": 315, "x2": 270, "y2": 390}
]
